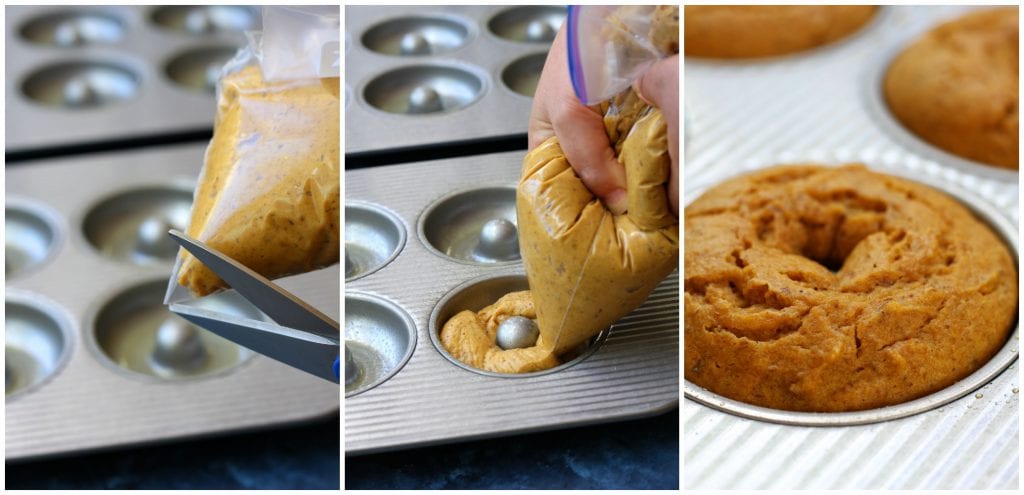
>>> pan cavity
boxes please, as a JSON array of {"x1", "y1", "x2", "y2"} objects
[
  {"x1": 151, "y1": 6, "x2": 257, "y2": 35},
  {"x1": 22, "y1": 61, "x2": 140, "y2": 108},
  {"x1": 20, "y1": 11, "x2": 125, "y2": 47},
  {"x1": 428, "y1": 274, "x2": 607, "y2": 377},
  {"x1": 345, "y1": 202, "x2": 405, "y2": 282},
  {"x1": 345, "y1": 292, "x2": 416, "y2": 397},
  {"x1": 419, "y1": 186, "x2": 520, "y2": 265},
  {"x1": 488, "y1": 6, "x2": 565, "y2": 43},
  {"x1": 501, "y1": 52, "x2": 546, "y2": 97},
  {"x1": 6, "y1": 200, "x2": 60, "y2": 279},
  {"x1": 91, "y1": 280, "x2": 257, "y2": 380},
  {"x1": 82, "y1": 186, "x2": 192, "y2": 265},
  {"x1": 362, "y1": 16, "x2": 469, "y2": 56},
  {"x1": 165, "y1": 46, "x2": 238, "y2": 93},
  {"x1": 6, "y1": 293, "x2": 72, "y2": 398},
  {"x1": 363, "y1": 65, "x2": 484, "y2": 115}
]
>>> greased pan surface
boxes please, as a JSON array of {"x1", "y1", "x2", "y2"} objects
[
  {"x1": 5, "y1": 144, "x2": 338, "y2": 460},
  {"x1": 345, "y1": 5, "x2": 561, "y2": 155},
  {"x1": 345, "y1": 150, "x2": 679, "y2": 455},
  {"x1": 5, "y1": 5, "x2": 253, "y2": 153},
  {"x1": 683, "y1": 5, "x2": 1018, "y2": 489}
]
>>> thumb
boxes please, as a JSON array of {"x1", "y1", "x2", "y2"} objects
[{"x1": 634, "y1": 55, "x2": 679, "y2": 118}]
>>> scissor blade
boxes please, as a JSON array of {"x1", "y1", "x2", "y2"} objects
[
  {"x1": 170, "y1": 302, "x2": 339, "y2": 384},
  {"x1": 168, "y1": 230, "x2": 338, "y2": 339}
]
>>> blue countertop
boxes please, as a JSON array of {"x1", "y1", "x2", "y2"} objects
[
  {"x1": 345, "y1": 408, "x2": 678, "y2": 490},
  {"x1": 4, "y1": 415, "x2": 340, "y2": 490},
  {"x1": 6, "y1": 409, "x2": 676, "y2": 489}
]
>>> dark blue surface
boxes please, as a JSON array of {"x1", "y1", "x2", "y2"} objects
[
  {"x1": 346, "y1": 408, "x2": 678, "y2": 490},
  {"x1": 5, "y1": 415, "x2": 339, "y2": 489}
]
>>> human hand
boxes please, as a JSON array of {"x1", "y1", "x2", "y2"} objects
[
  {"x1": 634, "y1": 55, "x2": 679, "y2": 216},
  {"x1": 528, "y1": 24, "x2": 629, "y2": 214}
]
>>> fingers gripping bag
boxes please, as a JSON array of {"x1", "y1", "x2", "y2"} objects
[
  {"x1": 167, "y1": 6, "x2": 340, "y2": 300},
  {"x1": 440, "y1": 5, "x2": 679, "y2": 374}
]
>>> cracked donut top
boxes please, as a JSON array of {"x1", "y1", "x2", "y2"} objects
[
  {"x1": 684, "y1": 165, "x2": 1017, "y2": 412},
  {"x1": 884, "y1": 7, "x2": 1019, "y2": 170},
  {"x1": 684, "y1": 5, "x2": 877, "y2": 59}
]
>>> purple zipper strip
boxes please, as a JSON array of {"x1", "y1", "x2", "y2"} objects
[{"x1": 567, "y1": 5, "x2": 588, "y2": 104}]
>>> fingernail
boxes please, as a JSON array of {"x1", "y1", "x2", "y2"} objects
[{"x1": 606, "y1": 188, "x2": 628, "y2": 215}]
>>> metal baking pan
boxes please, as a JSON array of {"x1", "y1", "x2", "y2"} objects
[
  {"x1": 5, "y1": 5, "x2": 254, "y2": 154},
  {"x1": 5, "y1": 143, "x2": 338, "y2": 461},
  {"x1": 344, "y1": 149, "x2": 679, "y2": 455},
  {"x1": 683, "y1": 5, "x2": 1018, "y2": 489},
  {"x1": 345, "y1": 5, "x2": 562, "y2": 156}
]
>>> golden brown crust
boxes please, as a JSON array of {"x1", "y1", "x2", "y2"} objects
[
  {"x1": 684, "y1": 6, "x2": 877, "y2": 58},
  {"x1": 684, "y1": 164, "x2": 1017, "y2": 412},
  {"x1": 177, "y1": 66, "x2": 340, "y2": 295},
  {"x1": 884, "y1": 7, "x2": 1019, "y2": 170}
]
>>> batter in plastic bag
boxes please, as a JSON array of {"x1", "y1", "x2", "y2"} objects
[
  {"x1": 441, "y1": 6, "x2": 678, "y2": 373},
  {"x1": 177, "y1": 63, "x2": 340, "y2": 296},
  {"x1": 441, "y1": 107, "x2": 678, "y2": 372}
]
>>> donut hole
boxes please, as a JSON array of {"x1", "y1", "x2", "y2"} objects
[
  {"x1": 756, "y1": 206, "x2": 888, "y2": 274},
  {"x1": 799, "y1": 231, "x2": 847, "y2": 272},
  {"x1": 815, "y1": 255, "x2": 844, "y2": 273},
  {"x1": 753, "y1": 189, "x2": 888, "y2": 274}
]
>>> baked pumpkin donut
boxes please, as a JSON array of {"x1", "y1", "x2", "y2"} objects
[
  {"x1": 684, "y1": 164, "x2": 1017, "y2": 412},
  {"x1": 884, "y1": 7, "x2": 1019, "y2": 170},
  {"x1": 684, "y1": 6, "x2": 877, "y2": 59}
]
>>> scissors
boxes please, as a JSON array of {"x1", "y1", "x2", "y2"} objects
[{"x1": 167, "y1": 230, "x2": 340, "y2": 384}]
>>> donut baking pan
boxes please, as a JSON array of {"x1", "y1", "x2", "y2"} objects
[
  {"x1": 684, "y1": 5, "x2": 1018, "y2": 489},
  {"x1": 345, "y1": 5, "x2": 562, "y2": 156},
  {"x1": 345, "y1": 150, "x2": 678, "y2": 454},
  {"x1": 5, "y1": 5, "x2": 255, "y2": 154},
  {"x1": 5, "y1": 144, "x2": 338, "y2": 461}
]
